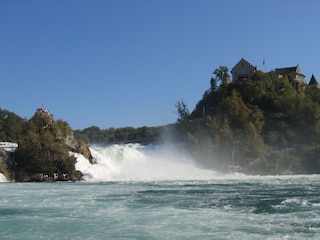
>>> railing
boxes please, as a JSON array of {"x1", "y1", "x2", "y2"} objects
[{"x1": 0, "y1": 142, "x2": 18, "y2": 152}]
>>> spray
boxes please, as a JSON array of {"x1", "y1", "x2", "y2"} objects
[{"x1": 74, "y1": 143, "x2": 218, "y2": 181}]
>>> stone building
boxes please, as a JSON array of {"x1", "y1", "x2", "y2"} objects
[
  {"x1": 274, "y1": 65, "x2": 306, "y2": 84},
  {"x1": 231, "y1": 58, "x2": 257, "y2": 82},
  {"x1": 229, "y1": 58, "x2": 309, "y2": 85}
]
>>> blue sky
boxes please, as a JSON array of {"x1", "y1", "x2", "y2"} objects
[{"x1": 1, "y1": 0, "x2": 320, "y2": 130}]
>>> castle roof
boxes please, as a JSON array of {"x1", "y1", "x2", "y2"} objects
[
  {"x1": 309, "y1": 74, "x2": 319, "y2": 85},
  {"x1": 275, "y1": 65, "x2": 305, "y2": 77},
  {"x1": 231, "y1": 58, "x2": 256, "y2": 72}
]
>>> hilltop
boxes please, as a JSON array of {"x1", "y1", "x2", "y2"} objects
[{"x1": 176, "y1": 61, "x2": 320, "y2": 175}]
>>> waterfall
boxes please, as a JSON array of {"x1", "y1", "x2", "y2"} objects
[{"x1": 74, "y1": 143, "x2": 217, "y2": 181}]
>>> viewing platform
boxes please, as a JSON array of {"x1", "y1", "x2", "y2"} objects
[{"x1": 0, "y1": 142, "x2": 18, "y2": 152}]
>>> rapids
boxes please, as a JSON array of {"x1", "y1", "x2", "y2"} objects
[
  {"x1": 1, "y1": 176, "x2": 320, "y2": 239},
  {"x1": 2, "y1": 144, "x2": 320, "y2": 239}
]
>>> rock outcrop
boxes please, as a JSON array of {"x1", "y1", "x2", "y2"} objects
[
  {"x1": 0, "y1": 148, "x2": 15, "y2": 181},
  {"x1": 64, "y1": 132, "x2": 93, "y2": 163},
  {"x1": 75, "y1": 141, "x2": 93, "y2": 163}
]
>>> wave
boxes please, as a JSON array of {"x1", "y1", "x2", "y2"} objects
[{"x1": 74, "y1": 143, "x2": 219, "y2": 182}]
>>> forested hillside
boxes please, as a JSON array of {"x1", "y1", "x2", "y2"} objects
[
  {"x1": 74, "y1": 125, "x2": 167, "y2": 144},
  {"x1": 176, "y1": 70, "x2": 320, "y2": 174}
]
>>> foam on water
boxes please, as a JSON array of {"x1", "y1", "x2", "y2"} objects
[
  {"x1": 75, "y1": 143, "x2": 219, "y2": 181},
  {"x1": 1, "y1": 176, "x2": 320, "y2": 239}
]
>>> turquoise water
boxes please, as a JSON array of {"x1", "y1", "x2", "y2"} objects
[{"x1": 1, "y1": 175, "x2": 320, "y2": 239}]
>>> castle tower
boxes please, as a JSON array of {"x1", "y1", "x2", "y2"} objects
[
  {"x1": 309, "y1": 74, "x2": 320, "y2": 88},
  {"x1": 309, "y1": 74, "x2": 318, "y2": 85}
]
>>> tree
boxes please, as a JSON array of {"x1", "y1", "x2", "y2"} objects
[
  {"x1": 0, "y1": 109, "x2": 24, "y2": 142},
  {"x1": 212, "y1": 66, "x2": 229, "y2": 89},
  {"x1": 175, "y1": 100, "x2": 190, "y2": 123}
]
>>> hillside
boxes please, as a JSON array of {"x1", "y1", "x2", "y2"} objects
[{"x1": 177, "y1": 70, "x2": 320, "y2": 174}]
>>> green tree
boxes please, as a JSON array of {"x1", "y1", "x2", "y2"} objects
[
  {"x1": 0, "y1": 109, "x2": 24, "y2": 142},
  {"x1": 211, "y1": 66, "x2": 229, "y2": 90},
  {"x1": 175, "y1": 100, "x2": 190, "y2": 123}
]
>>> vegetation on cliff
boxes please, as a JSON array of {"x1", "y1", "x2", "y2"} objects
[
  {"x1": 175, "y1": 70, "x2": 320, "y2": 174},
  {"x1": 0, "y1": 108, "x2": 83, "y2": 181},
  {"x1": 0, "y1": 109, "x2": 24, "y2": 142}
]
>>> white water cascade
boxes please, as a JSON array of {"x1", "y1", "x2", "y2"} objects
[
  {"x1": 74, "y1": 143, "x2": 218, "y2": 181},
  {"x1": 0, "y1": 173, "x2": 7, "y2": 182}
]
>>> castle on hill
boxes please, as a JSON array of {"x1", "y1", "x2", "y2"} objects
[{"x1": 226, "y1": 58, "x2": 318, "y2": 88}]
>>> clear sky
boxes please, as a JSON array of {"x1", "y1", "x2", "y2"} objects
[{"x1": 1, "y1": 0, "x2": 319, "y2": 130}]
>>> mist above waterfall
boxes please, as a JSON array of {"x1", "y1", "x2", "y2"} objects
[{"x1": 75, "y1": 143, "x2": 218, "y2": 181}]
